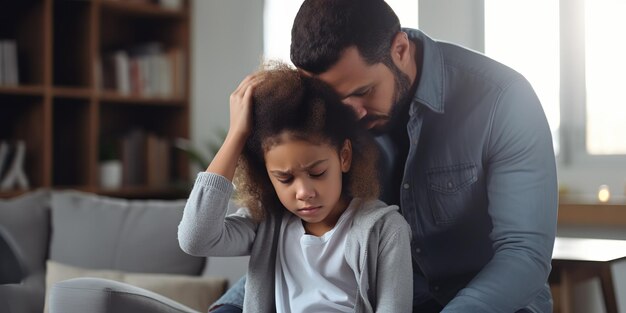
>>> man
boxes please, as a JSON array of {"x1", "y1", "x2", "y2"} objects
[{"x1": 212, "y1": 0, "x2": 557, "y2": 312}]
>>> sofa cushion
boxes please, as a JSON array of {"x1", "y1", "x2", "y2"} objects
[
  {"x1": 45, "y1": 260, "x2": 226, "y2": 313},
  {"x1": 49, "y1": 191, "x2": 203, "y2": 275}
]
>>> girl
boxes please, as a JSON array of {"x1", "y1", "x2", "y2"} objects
[{"x1": 178, "y1": 64, "x2": 412, "y2": 313}]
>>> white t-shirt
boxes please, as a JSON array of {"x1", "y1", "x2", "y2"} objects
[{"x1": 275, "y1": 205, "x2": 358, "y2": 313}]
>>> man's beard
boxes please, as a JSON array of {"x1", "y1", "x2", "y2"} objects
[{"x1": 363, "y1": 61, "x2": 413, "y2": 135}]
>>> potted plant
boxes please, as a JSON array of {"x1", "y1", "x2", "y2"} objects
[{"x1": 99, "y1": 139, "x2": 122, "y2": 189}]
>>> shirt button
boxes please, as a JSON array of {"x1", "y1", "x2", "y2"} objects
[
  {"x1": 415, "y1": 248, "x2": 422, "y2": 254},
  {"x1": 403, "y1": 183, "x2": 410, "y2": 189},
  {"x1": 447, "y1": 181, "x2": 454, "y2": 188},
  {"x1": 433, "y1": 286, "x2": 440, "y2": 291}
]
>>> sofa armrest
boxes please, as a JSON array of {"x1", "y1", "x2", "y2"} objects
[
  {"x1": 0, "y1": 274, "x2": 46, "y2": 313},
  {"x1": 0, "y1": 229, "x2": 24, "y2": 285},
  {"x1": 49, "y1": 278, "x2": 201, "y2": 313}
]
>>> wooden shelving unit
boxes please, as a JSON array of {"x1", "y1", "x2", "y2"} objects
[{"x1": 0, "y1": 0, "x2": 191, "y2": 199}]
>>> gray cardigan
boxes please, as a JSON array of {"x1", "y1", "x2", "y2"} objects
[{"x1": 178, "y1": 172, "x2": 413, "y2": 313}]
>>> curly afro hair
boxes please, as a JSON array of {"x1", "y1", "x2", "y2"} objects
[{"x1": 234, "y1": 63, "x2": 380, "y2": 221}]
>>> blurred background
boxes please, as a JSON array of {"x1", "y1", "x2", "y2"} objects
[{"x1": 1, "y1": 1, "x2": 625, "y2": 312}]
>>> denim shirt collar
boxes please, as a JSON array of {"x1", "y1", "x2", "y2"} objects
[{"x1": 403, "y1": 28, "x2": 445, "y2": 116}]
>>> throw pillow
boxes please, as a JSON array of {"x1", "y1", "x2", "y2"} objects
[{"x1": 45, "y1": 260, "x2": 227, "y2": 313}]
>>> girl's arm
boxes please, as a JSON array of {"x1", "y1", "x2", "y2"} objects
[
  {"x1": 208, "y1": 73, "x2": 261, "y2": 180},
  {"x1": 375, "y1": 212, "x2": 414, "y2": 312},
  {"x1": 178, "y1": 172, "x2": 258, "y2": 257},
  {"x1": 178, "y1": 74, "x2": 263, "y2": 257}
]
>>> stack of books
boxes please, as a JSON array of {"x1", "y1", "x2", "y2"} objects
[
  {"x1": 99, "y1": 42, "x2": 185, "y2": 98},
  {"x1": 118, "y1": 129, "x2": 172, "y2": 187}
]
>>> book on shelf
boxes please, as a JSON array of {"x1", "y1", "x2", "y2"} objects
[
  {"x1": 145, "y1": 134, "x2": 170, "y2": 187},
  {"x1": 119, "y1": 129, "x2": 172, "y2": 188},
  {"x1": 99, "y1": 42, "x2": 185, "y2": 98},
  {"x1": 0, "y1": 40, "x2": 19, "y2": 86},
  {"x1": 103, "y1": 0, "x2": 183, "y2": 10}
]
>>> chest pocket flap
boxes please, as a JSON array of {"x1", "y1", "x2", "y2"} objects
[
  {"x1": 427, "y1": 163, "x2": 478, "y2": 225},
  {"x1": 427, "y1": 163, "x2": 477, "y2": 194}
]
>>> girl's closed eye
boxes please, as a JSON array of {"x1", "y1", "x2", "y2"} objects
[
  {"x1": 277, "y1": 175, "x2": 294, "y2": 184},
  {"x1": 309, "y1": 170, "x2": 326, "y2": 178}
]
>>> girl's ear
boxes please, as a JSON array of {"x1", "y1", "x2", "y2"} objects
[{"x1": 340, "y1": 139, "x2": 352, "y2": 173}]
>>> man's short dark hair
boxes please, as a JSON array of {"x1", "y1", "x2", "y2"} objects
[{"x1": 290, "y1": 0, "x2": 401, "y2": 74}]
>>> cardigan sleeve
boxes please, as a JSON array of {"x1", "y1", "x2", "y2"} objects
[
  {"x1": 178, "y1": 172, "x2": 258, "y2": 257},
  {"x1": 375, "y1": 212, "x2": 414, "y2": 312}
]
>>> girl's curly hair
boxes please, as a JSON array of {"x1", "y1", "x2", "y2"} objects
[{"x1": 234, "y1": 63, "x2": 379, "y2": 221}]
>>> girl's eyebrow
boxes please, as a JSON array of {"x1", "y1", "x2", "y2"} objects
[
  {"x1": 303, "y1": 159, "x2": 328, "y2": 169},
  {"x1": 269, "y1": 159, "x2": 328, "y2": 175}
]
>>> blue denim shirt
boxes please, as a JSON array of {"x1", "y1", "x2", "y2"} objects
[{"x1": 377, "y1": 29, "x2": 557, "y2": 312}]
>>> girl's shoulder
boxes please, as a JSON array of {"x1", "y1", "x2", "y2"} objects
[
  {"x1": 346, "y1": 198, "x2": 411, "y2": 249},
  {"x1": 351, "y1": 198, "x2": 407, "y2": 231}
]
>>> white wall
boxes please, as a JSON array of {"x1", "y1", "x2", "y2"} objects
[
  {"x1": 190, "y1": 0, "x2": 263, "y2": 284},
  {"x1": 418, "y1": 0, "x2": 484, "y2": 52},
  {"x1": 191, "y1": 0, "x2": 264, "y2": 173}
]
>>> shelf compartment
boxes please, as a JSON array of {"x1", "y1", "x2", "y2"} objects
[
  {"x1": 99, "y1": 2, "x2": 188, "y2": 60},
  {"x1": 53, "y1": 0, "x2": 94, "y2": 87},
  {"x1": 0, "y1": 94, "x2": 46, "y2": 189},
  {"x1": 98, "y1": 8, "x2": 189, "y2": 100},
  {"x1": 100, "y1": 104, "x2": 187, "y2": 138},
  {"x1": 99, "y1": 104, "x2": 189, "y2": 187},
  {"x1": 52, "y1": 98, "x2": 92, "y2": 186},
  {"x1": 0, "y1": 0, "x2": 46, "y2": 85}
]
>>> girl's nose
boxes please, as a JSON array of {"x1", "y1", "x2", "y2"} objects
[{"x1": 296, "y1": 181, "x2": 316, "y2": 201}]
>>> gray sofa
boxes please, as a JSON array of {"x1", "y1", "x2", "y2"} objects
[{"x1": 0, "y1": 189, "x2": 231, "y2": 313}]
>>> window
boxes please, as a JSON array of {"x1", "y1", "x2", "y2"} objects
[
  {"x1": 484, "y1": 0, "x2": 560, "y2": 154},
  {"x1": 485, "y1": 0, "x2": 626, "y2": 158},
  {"x1": 485, "y1": 0, "x2": 626, "y2": 194},
  {"x1": 263, "y1": 0, "x2": 418, "y2": 64},
  {"x1": 584, "y1": 0, "x2": 626, "y2": 155}
]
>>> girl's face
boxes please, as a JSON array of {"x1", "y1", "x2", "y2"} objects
[{"x1": 264, "y1": 136, "x2": 352, "y2": 236}]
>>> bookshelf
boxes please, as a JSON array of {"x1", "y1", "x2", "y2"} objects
[{"x1": 0, "y1": 0, "x2": 190, "y2": 199}]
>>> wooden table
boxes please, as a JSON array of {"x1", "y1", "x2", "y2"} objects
[{"x1": 551, "y1": 237, "x2": 626, "y2": 313}]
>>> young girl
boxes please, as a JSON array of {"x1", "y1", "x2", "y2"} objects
[{"x1": 178, "y1": 64, "x2": 412, "y2": 313}]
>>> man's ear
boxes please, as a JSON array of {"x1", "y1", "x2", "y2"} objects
[
  {"x1": 390, "y1": 31, "x2": 411, "y2": 69},
  {"x1": 340, "y1": 139, "x2": 352, "y2": 173}
]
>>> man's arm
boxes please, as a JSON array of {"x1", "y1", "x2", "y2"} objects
[{"x1": 443, "y1": 78, "x2": 558, "y2": 312}]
